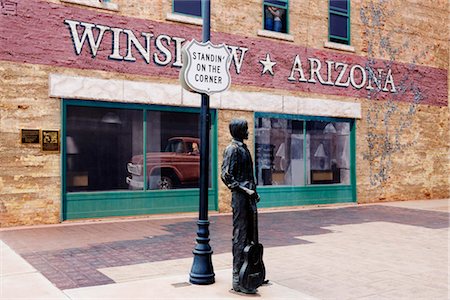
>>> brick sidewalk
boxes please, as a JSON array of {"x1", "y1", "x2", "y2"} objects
[{"x1": 1, "y1": 203, "x2": 448, "y2": 291}]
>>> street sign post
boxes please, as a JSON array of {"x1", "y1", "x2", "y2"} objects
[{"x1": 181, "y1": 0, "x2": 232, "y2": 286}]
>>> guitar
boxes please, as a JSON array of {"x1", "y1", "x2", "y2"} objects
[{"x1": 238, "y1": 186, "x2": 266, "y2": 292}]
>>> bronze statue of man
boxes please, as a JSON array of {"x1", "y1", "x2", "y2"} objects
[{"x1": 221, "y1": 118, "x2": 263, "y2": 294}]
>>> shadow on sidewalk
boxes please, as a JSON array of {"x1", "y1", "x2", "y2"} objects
[{"x1": 1, "y1": 204, "x2": 448, "y2": 290}]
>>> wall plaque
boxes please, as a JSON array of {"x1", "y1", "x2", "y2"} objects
[
  {"x1": 42, "y1": 130, "x2": 60, "y2": 152},
  {"x1": 21, "y1": 129, "x2": 40, "y2": 144}
]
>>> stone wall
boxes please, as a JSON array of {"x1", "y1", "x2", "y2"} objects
[
  {"x1": 0, "y1": 62, "x2": 61, "y2": 226},
  {"x1": 356, "y1": 100, "x2": 449, "y2": 203},
  {"x1": 0, "y1": 0, "x2": 448, "y2": 226}
]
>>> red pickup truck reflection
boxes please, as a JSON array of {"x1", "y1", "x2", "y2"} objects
[{"x1": 126, "y1": 137, "x2": 200, "y2": 190}]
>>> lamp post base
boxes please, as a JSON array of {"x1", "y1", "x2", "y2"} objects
[{"x1": 189, "y1": 219, "x2": 215, "y2": 285}]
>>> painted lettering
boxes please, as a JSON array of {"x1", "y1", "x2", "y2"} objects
[
  {"x1": 334, "y1": 62, "x2": 350, "y2": 87},
  {"x1": 308, "y1": 58, "x2": 327, "y2": 84},
  {"x1": 64, "y1": 20, "x2": 109, "y2": 57},
  {"x1": 153, "y1": 34, "x2": 172, "y2": 66},
  {"x1": 172, "y1": 36, "x2": 185, "y2": 67},
  {"x1": 366, "y1": 68, "x2": 384, "y2": 91},
  {"x1": 228, "y1": 46, "x2": 248, "y2": 74},
  {"x1": 383, "y1": 69, "x2": 397, "y2": 92},
  {"x1": 123, "y1": 30, "x2": 153, "y2": 63},
  {"x1": 324, "y1": 60, "x2": 335, "y2": 85},
  {"x1": 350, "y1": 65, "x2": 367, "y2": 89},
  {"x1": 63, "y1": 19, "x2": 398, "y2": 94},
  {"x1": 109, "y1": 27, "x2": 124, "y2": 60},
  {"x1": 193, "y1": 52, "x2": 223, "y2": 62},
  {"x1": 288, "y1": 55, "x2": 307, "y2": 82}
]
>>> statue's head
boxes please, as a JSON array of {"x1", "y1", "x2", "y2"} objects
[{"x1": 229, "y1": 118, "x2": 248, "y2": 141}]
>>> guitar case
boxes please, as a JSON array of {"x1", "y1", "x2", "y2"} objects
[{"x1": 238, "y1": 198, "x2": 266, "y2": 291}]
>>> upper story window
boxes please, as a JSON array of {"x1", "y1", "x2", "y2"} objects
[
  {"x1": 329, "y1": 0, "x2": 350, "y2": 45},
  {"x1": 173, "y1": 0, "x2": 202, "y2": 18},
  {"x1": 263, "y1": 0, "x2": 289, "y2": 34}
]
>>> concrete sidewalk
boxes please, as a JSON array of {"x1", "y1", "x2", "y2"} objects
[
  {"x1": 1, "y1": 199, "x2": 449, "y2": 299},
  {"x1": 1, "y1": 240, "x2": 68, "y2": 299}
]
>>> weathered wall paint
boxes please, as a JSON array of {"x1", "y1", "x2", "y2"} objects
[
  {"x1": 0, "y1": 0, "x2": 448, "y2": 227},
  {"x1": 355, "y1": 0, "x2": 449, "y2": 202},
  {"x1": 0, "y1": 0, "x2": 447, "y2": 106}
]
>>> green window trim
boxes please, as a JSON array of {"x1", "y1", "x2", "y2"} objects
[
  {"x1": 254, "y1": 112, "x2": 357, "y2": 207},
  {"x1": 328, "y1": 0, "x2": 351, "y2": 45},
  {"x1": 262, "y1": 0, "x2": 290, "y2": 34},
  {"x1": 61, "y1": 99, "x2": 218, "y2": 220}
]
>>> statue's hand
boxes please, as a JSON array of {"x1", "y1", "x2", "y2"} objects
[
  {"x1": 227, "y1": 182, "x2": 239, "y2": 190},
  {"x1": 239, "y1": 185, "x2": 254, "y2": 196},
  {"x1": 252, "y1": 191, "x2": 260, "y2": 203},
  {"x1": 237, "y1": 185, "x2": 260, "y2": 203}
]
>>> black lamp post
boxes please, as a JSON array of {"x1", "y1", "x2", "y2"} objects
[{"x1": 189, "y1": 0, "x2": 215, "y2": 285}]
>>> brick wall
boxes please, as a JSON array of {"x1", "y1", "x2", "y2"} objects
[{"x1": 0, "y1": 0, "x2": 448, "y2": 226}]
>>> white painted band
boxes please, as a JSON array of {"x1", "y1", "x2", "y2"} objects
[{"x1": 49, "y1": 73, "x2": 361, "y2": 119}]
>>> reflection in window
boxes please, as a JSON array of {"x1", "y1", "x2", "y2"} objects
[
  {"x1": 66, "y1": 106, "x2": 213, "y2": 193},
  {"x1": 255, "y1": 117, "x2": 304, "y2": 186},
  {"x1": 307, "y1": 121, "x2": 350, "y2": 184},
  {"x1": 173, "y1": 0, "x2": 201, "y2": 18},
  {"x1": 66, "y1": 106, "x2": 143, "y2": 192},
  {"x1": 143, "y1": 111, "x2": 201, "y2": 190},
  {"x1": 255, "y1": 117, "x2": 351, "y2": 187},
  {"x1": 263, "y1": 0, "x2": 288, "y2": 33}
]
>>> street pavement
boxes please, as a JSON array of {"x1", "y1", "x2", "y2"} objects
[{"x1": 1, "y1": 199, "x2": 448, "y2": 299}]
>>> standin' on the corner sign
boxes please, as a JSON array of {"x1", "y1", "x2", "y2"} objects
[{"x1": 180, "y1": 40, "x2": 232, "y2": 95}]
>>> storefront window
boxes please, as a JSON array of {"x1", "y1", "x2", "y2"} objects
[
  {"x1": 66, "y1": 105, "x2": 212, "y2": 193},
  {"x1": 255, "y1": 117, "x2": 304, "y2": 186},
  {"x1": 307, "y1": 121, "x2": 350, "y2": 185},
  {"x1": 63, "y1": 101, "x2": 219, "y2": 219},
  {"x1": 66, "y1": 106, "x2": 143, "y2": 192},
  {"x1": 144, "y1": 111, "x2": 201, "y2": 190},
  {"x1": 255, "y1": 116, "x2": 351, "y2": 187},
  {"x1": 66, "y1": 105, "x2": 214, "y2": 192}
]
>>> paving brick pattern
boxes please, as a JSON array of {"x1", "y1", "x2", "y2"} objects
[{"x1": 1, "y1": 205, "x2": 448, "y2": 290}]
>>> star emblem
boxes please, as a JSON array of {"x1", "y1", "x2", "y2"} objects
[{"x1": 259, "y1": 53, "x2": 276, "y2": 76}]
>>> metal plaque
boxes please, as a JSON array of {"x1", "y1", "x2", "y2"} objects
[
  {"x1": 21, "y1": 129, "x2": 40, "y2": 144},
  {"x1": 42, "y1": 130, "x2": 60, "y2": 152}
]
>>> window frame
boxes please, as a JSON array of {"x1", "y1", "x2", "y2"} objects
[
  {"x1": 61, "y1": 99, "x2": 218, "y2": 220},
  {"x1": 328, "y1": 0, "x2": 351, "y2": 45},
  {"x1": 254, "y1": 112, "x2": 357, "y2": 208},
  {"x1": 172, "y1": 0, "x2": 202, "y2": 19},
  {"x1": 262, "y1": 0, "x2": 290, "y2": 34}
]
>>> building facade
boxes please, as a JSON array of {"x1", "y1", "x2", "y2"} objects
[{"x1": 0, "y1": 0, "x2": 448, "y2": 227}]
